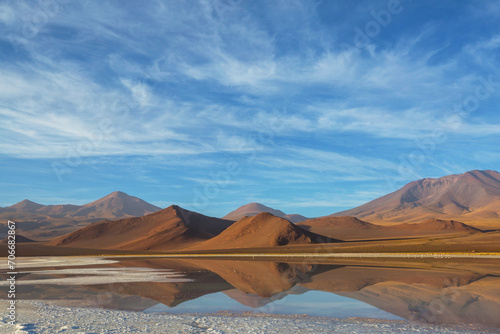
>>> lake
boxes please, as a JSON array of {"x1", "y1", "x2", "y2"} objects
[{"x1": 1, "y1": 256, "x2": 499, "y2": 330}]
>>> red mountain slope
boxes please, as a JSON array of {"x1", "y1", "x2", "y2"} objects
[{"x1": 52, "y1": 205, "x2": 234, "y2": 251}]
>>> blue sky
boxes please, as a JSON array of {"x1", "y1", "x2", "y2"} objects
[{"x1": 1, "y1": 0, "x2": 499, "y2": 218}]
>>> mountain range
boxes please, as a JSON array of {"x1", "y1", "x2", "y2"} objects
[
  {"x1": 298, "y1": 217, "x2": 481, "y2": 241},
  {"x1": 2, "y1": 169, "x2": 499, "y2": 248},
  {"x1": 53, "y1": 210, "x2": 330, "y2": 251},
  {"x1": 331, "y1": 170, "x2": 500, "y2": 229},
  {"x1": 0, "y1": 191, "x2": 160, "y2": 219},
  {"x1": 224, "y1": 170, "x2": 500, "y2": 230},
  {"x1": 0, "y1": 191, "x2": 161, "y2": 240}
]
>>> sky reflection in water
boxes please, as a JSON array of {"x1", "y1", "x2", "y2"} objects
[{"x1": 1, "y1": 257, "x2": 499, "y2": 328}]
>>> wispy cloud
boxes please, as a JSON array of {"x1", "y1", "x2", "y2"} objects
[
  {"x1": 1, "y1": 0, "x2": 499, "y2": 216},
  {"x1": 2, "y1": 0, "x2": 499, "y2": 159}
]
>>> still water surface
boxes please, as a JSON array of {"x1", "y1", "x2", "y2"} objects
[{"x1": 1, "y1": 257, "x2": 499, "y2": 328}]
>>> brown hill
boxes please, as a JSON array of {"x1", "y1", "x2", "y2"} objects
[
  {"x1": 0, "y1": 191, "x2": 162, "y2": 240},
  {"x1": 298, "y1": 216, "x2": 382, "y2": 240},
  {"x1": 283, "y1": 213, "x2": 309, "y2": 224},
  {"x1": 331, "y1": 170, "x2": 500, "y2": 228},
  {"x1": 299, "y1": 217, "x2": 481, "y2": 241},
  {"x1": 188, "y1": 212, "x2": 338, "y2": 250},
  {"x1": 390, "y1": 218, "x2": 482, "y2": 232},
  {"x1": 299, "y1": 216, "x2": 380, "y2": 229},
  {"x1": 51, "y1": 205, "x2": 234, "y2": 251},
  {"x1": 0, "y1": 234, "x2": 35, "y2": 243},
  {"x1": 223, "y1": 203, "x2": 308, "y2": 223}
]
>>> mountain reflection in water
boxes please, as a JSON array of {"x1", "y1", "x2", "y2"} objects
[{"x1": 2, "y1": 257, "x2": 499, "y2": 328}]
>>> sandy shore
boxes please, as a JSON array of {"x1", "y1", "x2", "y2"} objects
[{"x1": 0, "y1": 300, "x2": 497, "y2": 334}]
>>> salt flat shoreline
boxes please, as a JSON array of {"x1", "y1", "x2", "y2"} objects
[
  {"x1": 1, "y1": 252, "x2": 500, "y2": 272},
  {"x1": 0, "y1": 300, "x2": 497, "y2": 334},
  {"x1": 3, "y1": 252, "x2": 500, "y2": 264},
  {"x1": 112, "y1": 252, "x2": 500, "y2": 259}
]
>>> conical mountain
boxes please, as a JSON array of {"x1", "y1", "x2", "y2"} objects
[
  {"x1": 72, "y1": 191, "x2": 161, "y2": 219},
  {"x1": 8, "y1": 199, "x2": 44, "y2": 212},
  {"x1": 51, "y1": 205, "x2": 234, "y2": 250},
  {"x1": 331, "y1": 170, "x2": 500, "y2": 228},
  {"x1": 0, "y1": 191, "x2": 163, "y2": 240},
  {"x1": 189, "y1": 212, "x2": 338, "y2": 250},
  {"x1": 223, "y1": 202, "x2": 308, "y2": 223}
]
